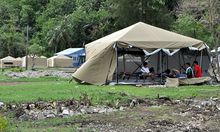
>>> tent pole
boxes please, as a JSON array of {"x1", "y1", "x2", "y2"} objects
[
  {"x1": 157, "y1": 52, "x2": 160, "y2": 73},
  {"x1": 206, "y1": 48, "x2": 218, "y2": 82},
  {"x1": 116, "y1": 43, "x2": 119, "y2": 84},
  {"x1": 178, "y1": 52, "x2": 181, "y2": 72},
  {"x1": 181, "y1": 51, "x2": 185, "y2": 67},
  {"x1": 160, "y1": 50, "x2": 163, "y2": 84},
  {"x1": 166, "y1": 55, "x2": 168, "y2": 70},
  {"x1": 123, "y1": 54, "x2": 126, "y2": 74},
  {"x1": 200, "y1": 49, "x2": 203, "y2": 69}
]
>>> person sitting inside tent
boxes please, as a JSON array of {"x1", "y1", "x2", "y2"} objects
[
  {"x1": 170, "y1": 69, "x2": 180, "y2": 78},
  {"x1": 185, "y1": 62, "x2": 194, "y2": 78},
  {"x1": 193, "y1": 61, "x2": 202, "y2": 78},
  {"x1": 136, "y1": 62, "x2": 154, "y2": 82},
  {"x1": 169, "y1": 69, "x2": 187, "y2": 78}
]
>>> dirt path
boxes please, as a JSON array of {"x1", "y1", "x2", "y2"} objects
[
  {"x1": 3, "y1": 98, "x2": 220, "y2": 131},
  {"x1": 75, "y1": 104, "x2": 220, "y2": 132},
  {"x1": 0, "y1": 82, "x2": 27, "y2": 86}
]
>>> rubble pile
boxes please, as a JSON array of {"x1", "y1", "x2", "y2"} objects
[
  {"x1": 5, "y1": 70, "x2": 72, "y2": 79},
  {"x1": 0, "y1": 97, "x2": 219, "y2": 131},
  {"x1": 0, "y1": 99, "x2": 121, "y2": 121}
]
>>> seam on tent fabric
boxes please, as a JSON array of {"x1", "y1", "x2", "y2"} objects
[{"x1": 105, "y1": 49, "x2": 115, "y2": 84}]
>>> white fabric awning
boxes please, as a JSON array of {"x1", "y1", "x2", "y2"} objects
[
  {"x1": 143, "y1": 49, "x2": 180, "y2": 56},
  {"x1": 143, "y1": 49, "x2": 161, "y2": 56},
  {"x1": 162, "y1": 49, "x2": 180, "y2": 56}
]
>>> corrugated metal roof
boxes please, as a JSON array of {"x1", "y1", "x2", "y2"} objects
[
  {"x1": 48, "y1": 55, "x2": 71, "y2": 59},
  {"x1": 56, "y1": 48, "x2": 84, "y2": 56}
]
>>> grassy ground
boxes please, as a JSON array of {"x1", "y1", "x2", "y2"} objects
[
  {"x1": 0, "y1": 79, "x2": 220, "y2": 104},
  {"x1": 0, "y1": 72, "x2": 220, "y2": 131},
  {"x1": 6, "y1": 115, "x2": 84, "y2": 132}
]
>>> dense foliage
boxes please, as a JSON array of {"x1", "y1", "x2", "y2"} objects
[{"x1": 0, "y1": 0, "x2": 219, "y2": 58}]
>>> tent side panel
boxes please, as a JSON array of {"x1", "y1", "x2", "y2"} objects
[
  {"x1": 54, "y1": 58, "x2": 72, "y2": 68},
  {"x1": 73, "y1": 45, "x2": 115, "y2": 85}
]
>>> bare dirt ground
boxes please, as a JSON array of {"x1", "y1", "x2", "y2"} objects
[
  {"x1": 1, "y1": 98, "x2": 219, "y2": 131},
  {"x1": 6, "y1": 98, "x2": 217, "y2": 132},
  {"x1": 74, "y1": 101, "x2": 220, "y2": 132},
  {"x1": 0, "y1": 82, "x2": 26, "y2": 86}
]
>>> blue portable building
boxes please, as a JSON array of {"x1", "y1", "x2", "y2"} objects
[{"x1": 56, "y1": 48, "x2": 85, "y2": 67}]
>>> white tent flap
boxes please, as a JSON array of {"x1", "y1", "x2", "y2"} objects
[
  {"x1": 162, "y1": 49, "x2": 180, "y2": 56},
  {"x1": 143, "y1": 49, "x2": 161, "y2": 56}
]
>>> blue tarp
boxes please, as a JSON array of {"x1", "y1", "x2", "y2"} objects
[{"x1": 56, "y1": 48, "x2": 85, "y2": 67}]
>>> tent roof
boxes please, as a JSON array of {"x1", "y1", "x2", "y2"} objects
[
  {"x1": 48, "y1": 55, "x2": 71, "y2": 59},
  {"x1": 56, "y1": 48, "x2": 84, "y2": 56},
  {"x1": 22, "y1": 55, "x2": 39, "y2": 58},
  {"x1": 88, "y1": 22, "x2": 203, "y2": 44},
  {"x1": 73, "y1": 22, "x2": 206, "y2": 85},
  {"x1": 40, "y1": 56, "x2": 47, "y2": 58},
  {"x1": 22, "y1": 55, "x2": 47, "y2": 59},
  {"x1": 16, "y1": 57, "x2": 22, "y2": 60},
  {"x1": 211, "y1": 47, "x2": 220, "y2": 53},
  {"x1": 1, "y1": 56, "x2": 16, "y2": 61}
]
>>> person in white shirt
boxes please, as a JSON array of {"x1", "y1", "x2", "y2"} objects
[
  {"x1": 141, "y1": 62, "x2": 150, "y2": 75},
  {"x1": 185, "y1": 62, "x2": 194, "y2": 78},
  {"x1": 141, "y1": 63, "x2": 150, "y2": 74},
  {"x1": 136, "y1": 62, "x2": 154, "y2": 82}
]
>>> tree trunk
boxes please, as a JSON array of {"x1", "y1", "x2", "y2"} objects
[
  {"x1": 215, "y1": 33, "x2": 220, "y2": 73},
  {"x1": 31, "y1": 55, "x2": 36, "y2": 70}
]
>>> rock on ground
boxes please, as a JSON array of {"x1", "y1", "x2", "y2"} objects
[{"x1": 5, "y1": 70, "x2": 72, "y2": 79}]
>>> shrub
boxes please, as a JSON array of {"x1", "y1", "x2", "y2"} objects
[
  {"x1": 10, "y1": 67, "x2": 23, "y2": 72},
  {"x1": 0, "y1": 116, "x2": 7, "y2": 131}
]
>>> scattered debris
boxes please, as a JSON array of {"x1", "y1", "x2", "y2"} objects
[
  {"x1": 0, "y1": 99, "x2": 121, "y2": 121},
  {"x1": 0, "y1": 102, "x2": 4, "y2": 107},
  {"x1": 130, "y1": 99, "x2": 139, "y2": 108},
  {"x1": 5, "y1": 70, "x2": 72, "y2": 79},
  {"x1": 1, "y1": 97, "x2": 220, "y2": 131}
]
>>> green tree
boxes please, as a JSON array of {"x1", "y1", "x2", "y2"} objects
[
  {"x1": 0, "y1": 0, "x2": 181, "y2": 59},
  {"x1": 28, "y1": 43, "x2": 45, "y2": 69},
  {"x1": 176, "y1": 0, "x2": 220, "y2": 71},
  {"x1": 38, "y1": 0, "x2": 114, "y2": 55},
  {"x1": 205, "y1": 0, "x2": 220, "y2": 71},
  {"x1": 0, "y1": 23, "x2": 25, "y2": 58},
  {"x1": 112, "y1": 0, "x2": 177, "y2": 29},
  {"x1": 172, "y1": 14, "x2": 211, "y2": 44}
]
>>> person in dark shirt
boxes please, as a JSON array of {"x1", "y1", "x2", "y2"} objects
[
  {"x1": 193, "y1": 61, "x2": 202, "y2": 78},
  {"x1": 185, "y1": 62, "x2": 194, "y2": 78}
]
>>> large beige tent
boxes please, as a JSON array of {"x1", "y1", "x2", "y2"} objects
[
  {"x1": 73, "y1": 22, "x2": 207, "y2": 85},
  {"x1": 47, "y1": 55, "x2": 72, "y2": 68},
  {"x1": 14, "y1": 57, "x2": 22, "y2": 67},
  {"x1": 0, "y1": 56, "x2": 17, "y2": 68},
  {"x1": 22, "y1": 55, "x2": 47, "y2": 68}
]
